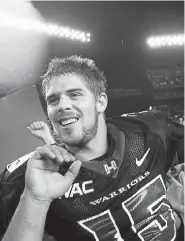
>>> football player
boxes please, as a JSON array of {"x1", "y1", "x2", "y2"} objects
[
  {"x1": 27, "y1": 120, "x2": 185, "y2": 240},
  {"x1": 0, "y1": 56, "x2": 184, "y2": 241},
  {"x1": 27, "y1": 120, "x2": 185, "y2": 241}
]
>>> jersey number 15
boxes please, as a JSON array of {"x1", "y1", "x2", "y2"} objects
[{"x1": 78, "y1": 175, "x2": 176, "y2": 241}]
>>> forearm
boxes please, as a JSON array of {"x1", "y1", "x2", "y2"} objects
[{"x1": 2, "y1": 192, "x2": 51, "y2": 241}]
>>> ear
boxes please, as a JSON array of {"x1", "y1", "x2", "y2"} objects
[{"x1": 96, "y1": 93, "x2": 108, "y2": 113}]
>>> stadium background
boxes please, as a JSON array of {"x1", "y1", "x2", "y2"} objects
[{"x1": 0, "y1": 1, "x2": 184, "y2": 169}]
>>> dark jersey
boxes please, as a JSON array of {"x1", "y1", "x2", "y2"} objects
[{"x1": 0, "y1": 110, "x2": 183, "y2": 241}]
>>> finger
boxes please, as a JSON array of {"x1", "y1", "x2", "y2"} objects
[
  {"x1": 28, "y1": 147, "x2": 58, "y2": 170},
  {"x1": 166, "y1": 172, "x2": 181, "y2": 187},
  {"x1": 30, "y1": 123, "x2": 36, "y2": 130},
  {"x1": 31, "y1": 122, "x2": 38, "y2": 130},
  {"x1": 165, "y1": 180, "x2": 171, "y2": 190},
  {"x1": 64, "y1": 160, "x2": 81, "y2": 182},
  {"x1": 176, "y1": 163, "x2": 184, "y2": 172},
  {"x1": 54, "y1": 145, "x2": 72, "y2": 163},
  {"x1": 51, "y1": 145, "x2": 74, "y2": 163},
  {"x1": 171, "y1": 164, "x2": 184, "y2": 177},
  {"x1": 32, "y1": 146, "x2": 56, "y2": 161},
  {"x1": 40, "y1": 121, "x2": 45, "y2": 128},
  {"x1": 48, "y1": 145, "x2": 66, "y2": 164},
  {"x1": 179, "y1": 171, "x2": 184, "y2": 186},
  {"x1": 169, "y1": 166, "x2": 178, "y2": 177},
  {"x1": 37, "y1": 121, "x2": 42, "y2": 129},
  {"x1": 43, "y1": 145, "x2": 70, "y2": 165},
  {"x1": 27, "y1": 126, "x2": 32, "y2": 131},
  {"x1": 33, "y1": 122, "x2": 39, "y2": 130},
  {"x1": 68, "y1": 152, "x2": 75, "y2": 162}
]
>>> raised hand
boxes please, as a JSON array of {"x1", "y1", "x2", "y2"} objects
[
  {"x1": 166, "y1": 171, "x2": 184, "y2": 224},
  {"x1": 27, "y1": 121, "x2": 55, "y2": 145},
  {"x1": 24, "y1": 145, "x2": 81, "y2": 202}
]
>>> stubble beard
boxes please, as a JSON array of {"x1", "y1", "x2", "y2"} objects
[{"x1": 53, "y1": 112, "x2": 99, "y2": 148}]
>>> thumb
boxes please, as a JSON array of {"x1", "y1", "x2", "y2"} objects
[
  {"x1": 64, "y1": 160, "x2": 82, "y2": 183},
  {"x1": 27, "y1": 126, "x2": 32, "y2": 131}
]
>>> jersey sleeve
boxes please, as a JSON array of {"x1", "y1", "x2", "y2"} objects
[
  {"x1": 121, "y1": 110, "x2": 184, "y2": 171},
  {"x1": 0, "y1": 154, "x2": 30, "y2": 239},
  {"x1": 0, "y1": 168, "x2": 9, "y2": 239},
  {"x1": 145, "y1": 110, "x2": 184, "y2": 171},
  {"x1": 143, "y1": 110, "x2": 184, "y2": 171}
]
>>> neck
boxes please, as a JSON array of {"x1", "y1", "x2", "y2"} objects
[{"x1": 65, "y1": 117, "x2": 108, "y2": 162}]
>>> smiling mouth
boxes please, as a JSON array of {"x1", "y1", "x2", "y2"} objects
[{"x1": 60, "y1": 118, "x2": 79, "y2": 127}]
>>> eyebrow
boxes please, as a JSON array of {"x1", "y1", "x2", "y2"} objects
[
  {"x1": 46, "y1": 88, "x2": 84, "y2": 101},
  {"x1": 67, "y1": 88, "x2": 84, "y2": 93}
]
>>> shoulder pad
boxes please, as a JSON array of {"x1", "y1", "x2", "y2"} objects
[
  {"x1": 121, "y1": 110, "x2": 165, "y2": 119},
  {"x1": 6, "y1": 152, "x2": 33, "y2": 174},
  {"x1": 108, "y1": 110, "x2": 167, "y2": 138},
  {"x1": 121, "y1": 110, "x2": 166, "y2": 127}
]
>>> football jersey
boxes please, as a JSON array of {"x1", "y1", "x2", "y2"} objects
[{"x1": 0, "y1": 110, "x2": 183, "y2": 241}]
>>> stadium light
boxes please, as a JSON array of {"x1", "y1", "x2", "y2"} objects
[
  {"x1": 147, "y1": 34, "x2": 184, "y2": 48},
  {"x1": 0, "y1": 12, "x2": 91, "y2": 43}
]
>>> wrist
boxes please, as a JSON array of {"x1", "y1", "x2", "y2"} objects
[
  {"x1": 22, "y1": 189, "x2": 52, "y2": 207},
  {"x1": 45, "y1": 138, "x2": 56, "y2": 146}
]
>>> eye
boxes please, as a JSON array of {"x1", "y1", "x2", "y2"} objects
[
  {"x1": 70, "y1": 92, "x2": 81, "y2": 98},
  {"x1": 47, "y1": 97, "x2": 58, "y2": 105}
]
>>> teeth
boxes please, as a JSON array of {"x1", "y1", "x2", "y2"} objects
[{"x1": 61, "y1": 118, "x2": 78, "y2": 126}]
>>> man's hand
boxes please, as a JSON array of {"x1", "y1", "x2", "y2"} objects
[
  {"x1": 24, "y1": 145, "x2": 81, "y2": 202},
  {"x1": 27, "y1": 121, "x2": 55, "y2": 145},
  {"x1": 166, "y1": 171, "x2": 184, "y2": 224}
]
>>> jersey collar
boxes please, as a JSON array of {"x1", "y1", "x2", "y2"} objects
[{"x1": 82, "y1": 123, "x2": 126, "y2": 178}]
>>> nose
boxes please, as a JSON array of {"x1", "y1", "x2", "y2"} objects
[{"x1": 57, "y1": 96, "x2": 72, "y2": 112}]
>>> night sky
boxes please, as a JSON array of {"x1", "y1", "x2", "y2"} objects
[
  {"x1": 0, "y1": 1, "x2": 183, "y2": 114},
  {"x1": 32, "y1": 1, "x2": 184, "y2": 114},
  {"x1": 32, "y1": 1, "x2": 183, "y2": 86}
]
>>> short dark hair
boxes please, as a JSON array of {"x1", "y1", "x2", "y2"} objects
[{"x1": 41, "y1": 55, "x2": 108, "y2": 99}]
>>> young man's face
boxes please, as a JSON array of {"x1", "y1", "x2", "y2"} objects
[{"x1": 46, "y1": 73, "x2": 101, "y2": 147}]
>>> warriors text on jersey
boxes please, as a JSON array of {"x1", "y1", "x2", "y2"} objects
[{"x1": 0, "y1": 110, "x2": 183, "y2": 241}]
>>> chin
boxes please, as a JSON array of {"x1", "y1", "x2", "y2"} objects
[
  {"x1": 63, "y1": 134, "x2": 78, "y2": 143},
  {"x1": 63, "y1": 136, "x2": 84, "y2": 147}
]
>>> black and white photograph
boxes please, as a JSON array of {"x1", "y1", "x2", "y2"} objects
[{"x1": 0, "y1": 1, "x2": 184, "y2": 241}]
